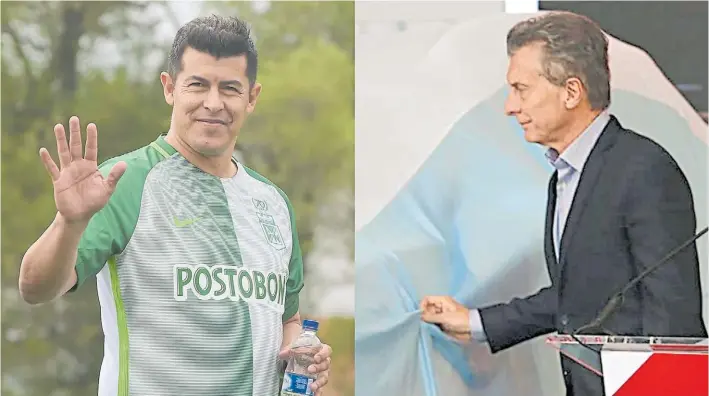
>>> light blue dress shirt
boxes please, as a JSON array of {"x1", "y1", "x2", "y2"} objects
[{"x1": 468, "y1": 110, "x2": 611, "y2": 343}]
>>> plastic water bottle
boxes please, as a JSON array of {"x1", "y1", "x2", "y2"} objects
[{"x1": 280, "y1": 319, "x2": 322, "y2": 396}]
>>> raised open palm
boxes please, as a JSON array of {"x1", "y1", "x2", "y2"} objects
[{"x1": 40, "y1": 116, "x2": 127, "y2": 224}]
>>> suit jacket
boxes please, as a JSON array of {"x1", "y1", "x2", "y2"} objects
[{"x1": 478, "y1": 116, "x2": 707, "y2": 395}]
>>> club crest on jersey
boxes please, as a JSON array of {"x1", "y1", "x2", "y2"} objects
[
  {"x1": 253, "y1": 198, "x2": 286, "y2": 250},
  {"x1": 252, "y1": 198, "x2": 268, "y2": 212}
]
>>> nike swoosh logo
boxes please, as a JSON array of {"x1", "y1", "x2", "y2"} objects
[{"x1": 173, "y1": 217, "x2": 199, "y2": 228}]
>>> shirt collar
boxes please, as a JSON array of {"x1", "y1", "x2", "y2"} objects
[
  {"x1": 153, "y1": 133, "x2": 178, "y2": 156},
  {"x1": 545, "y1": 110, "x2": 611, "y2": 172}
]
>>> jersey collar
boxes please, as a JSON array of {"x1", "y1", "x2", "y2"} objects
[
  {"x1": 152, "y1": 133, "x2": 241, "y2": 177},
  {"x1": 152, "y1": 134, "x2": 178, "y2": 157}
]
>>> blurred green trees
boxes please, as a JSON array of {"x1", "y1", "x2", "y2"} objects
[{"x1": 1, "y1": 2, "x2": 354, "y2": 395}]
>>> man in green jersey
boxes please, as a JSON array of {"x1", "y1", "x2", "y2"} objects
[{"x1": 19, "y1": 15, "x2": 332, "y2": 396}]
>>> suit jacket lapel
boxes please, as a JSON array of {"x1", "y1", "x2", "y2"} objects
[
  {"x1": 558, "y1": 117, "x2": 621, "y2": 266},
  {"x1": 545, "y1": 171, "x2": 559, "y2": 276}
]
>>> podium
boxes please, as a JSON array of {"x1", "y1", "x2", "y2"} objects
[{"x1": 546, "y1": 334, "x2": 708, "y2": 396}]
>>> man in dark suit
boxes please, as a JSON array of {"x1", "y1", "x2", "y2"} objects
[{"x1": 420, "y1": 11, "x2": 707, "y2": 396}]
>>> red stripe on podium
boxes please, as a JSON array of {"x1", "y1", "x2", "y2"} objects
[
  {"x1": 650, "y1": 344, "x2": 708, "y2": 353},
  {"x1": 614, "y1": 353, "x2": 708, "y2": 396}
]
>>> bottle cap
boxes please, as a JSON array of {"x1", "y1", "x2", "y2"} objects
[{"x1": 302, "y1": 319, "x2": 319, "y2": 331}]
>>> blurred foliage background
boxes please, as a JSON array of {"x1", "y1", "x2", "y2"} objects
[{"x1": 1, "y1": 1, "x2": 354, "y2": 395}]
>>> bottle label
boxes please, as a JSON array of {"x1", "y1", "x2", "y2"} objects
[{"x1": 280, "y1": 372, "x2": 314, "y2": 395}]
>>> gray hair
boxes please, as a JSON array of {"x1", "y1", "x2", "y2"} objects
[{"x1": 506, "y1": 11, "x2": 610, "y2": 110}]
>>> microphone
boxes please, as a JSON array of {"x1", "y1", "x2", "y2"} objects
[{"x1": 575, "y1": 226, "x2": 708, "y2": 335}]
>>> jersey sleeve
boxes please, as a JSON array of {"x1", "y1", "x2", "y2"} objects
[
  {"x1": 282, "y1": 193, "x2": 304, "y2": 321},
  {"x1": 71, "y1": 208, "x2": 117, "y2": 291},
  {"x1": 70, "y1": 157, "x2": 148, "y2": 291}
]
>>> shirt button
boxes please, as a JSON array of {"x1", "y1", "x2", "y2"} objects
[{"x1": 563, "y1": 370, "x2": 569, "y2": 376}]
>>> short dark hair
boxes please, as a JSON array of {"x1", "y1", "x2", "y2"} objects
[
  {"x1": 507, "y1": 11, "x2": 610, "y2": 110},
  {"x1": 167, "y1": 14, "x2": 258, "y2": 86}
]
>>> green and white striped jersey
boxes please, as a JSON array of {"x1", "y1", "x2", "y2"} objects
[{"x1": 71, "y1": 135, "x2": 304, "y2": 396}]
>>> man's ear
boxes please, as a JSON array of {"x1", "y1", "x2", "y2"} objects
[
  {"x1": 563, "y1": 77, "x2": 584, "y2": 110},
  {"x1": 160, "y1": 72, "x2": 175, "y2": 106},
  {"x1": 246, "y1": 82, "x2": 262, "y2": 114}
]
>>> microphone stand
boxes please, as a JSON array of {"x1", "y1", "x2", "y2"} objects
[{"x1": 570, "y1": 226, "x2": 708, "y2": 353}]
